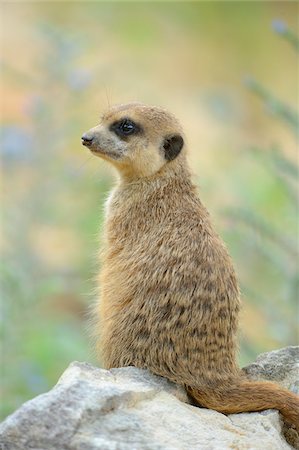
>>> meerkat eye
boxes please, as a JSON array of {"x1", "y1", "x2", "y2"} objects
[
  {"x1": 110, "y1": 118, "x2": 141, "y2": 138},
  {"x1": 120, "y1": 120, "x2": 135, "y2": 134}
]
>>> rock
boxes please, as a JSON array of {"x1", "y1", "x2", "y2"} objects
[
  {"x1": 243, "y1": 346, "x2": 299, "y2": 449},
  {"x1": 242, "y1": 346, "x2": 299, "y2": 393},
  {"x1": 0, "y1": 347, "x2": 298, "y2": 450}
]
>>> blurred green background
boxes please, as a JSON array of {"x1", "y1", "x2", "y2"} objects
[{"x1": 1, "y1": 1, "x2": 298, "y2": 420}]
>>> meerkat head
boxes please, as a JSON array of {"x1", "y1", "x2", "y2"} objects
[{"x1": 81, "y1": 102, "x2": 185, "y2": 180}]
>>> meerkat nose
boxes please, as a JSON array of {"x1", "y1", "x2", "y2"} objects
[{"x1": 81, "y1": 133, "x2": 94, "y2": 146}]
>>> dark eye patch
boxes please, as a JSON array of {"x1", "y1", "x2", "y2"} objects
[{"x1": 109, "y1": 118, "x2": 142, "y2": 138}]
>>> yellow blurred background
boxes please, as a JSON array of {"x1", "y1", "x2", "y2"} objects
[{"x1": 1, "y1": 1, "x2": 298, "y2": 419}]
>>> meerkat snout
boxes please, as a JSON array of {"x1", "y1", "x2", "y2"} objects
[
  {"x1": 81, "y1": 133, "x2": 94, "y2": 146},
  {"x1": 81, "y1": 103, "x2": 186, "y2": 180}
]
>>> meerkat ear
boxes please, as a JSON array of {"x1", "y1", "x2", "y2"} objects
[{"x1": 162, "y1": 134, "x2": 184, "y2": 161}]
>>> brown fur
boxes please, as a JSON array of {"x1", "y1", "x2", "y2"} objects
[{"x1": 82, "y1": 102, "x2": 299, "y2": 429}]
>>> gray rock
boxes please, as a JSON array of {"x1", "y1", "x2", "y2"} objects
[
  {"x1": 243, "y1": 346, "x2": 299, "y2": 393},
  {"x1": 0, "y1": 347, "x2": 298, "y2": 450}
]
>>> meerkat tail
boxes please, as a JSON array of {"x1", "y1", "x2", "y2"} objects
[{"x1": 186, "y1": 380, "x2": 299, "y2": 429}]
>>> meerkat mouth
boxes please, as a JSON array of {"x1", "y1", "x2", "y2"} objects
[
  {"x1": 89, "y1": 146, "x2": 121, "y2": 160},
  {"x1": 81, "y1": 140, "x2": 91, "y2": 147},
  {"x1": 81, "y1": 139, "x2": 102, "y2": 154},
  {"x1": 81, "y1": 138, "x2": 111, "y2": 156}
]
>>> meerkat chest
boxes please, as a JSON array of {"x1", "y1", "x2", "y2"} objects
[
  {"x1": 104, "y1": 186, "x2": 169, "y2": 248},
  {"x1": 101, "y1": 185, "x2": 193, "y2": 300}
]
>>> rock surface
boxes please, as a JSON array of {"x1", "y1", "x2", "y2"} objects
[
  {"x1": 243, "y1": 346, "x2": 299, "y2": 392},
  {"x1": 0, "y1": 347, "x2": 298, "y2": 450}
]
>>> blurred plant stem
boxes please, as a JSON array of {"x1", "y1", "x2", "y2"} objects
[
  {"x1": 244, "y1": 77, "x2": 299, "y2": 136},
  {"x1": 272, "y1": 19, "x2": 299, "y2": 50}
]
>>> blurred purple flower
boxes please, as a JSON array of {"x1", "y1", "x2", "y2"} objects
[
  {"x1": 272, "y1": 19, "x2": 287, "y2": 35},
  {"x1": 0, "y1": 126, "x2": 34, "y2": 162},
  {"x1": 67, "y1": 68, "x2": 92, "y2": 91}
]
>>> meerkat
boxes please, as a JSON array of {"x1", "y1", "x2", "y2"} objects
[{"x1": 82, "y1": 102, "x2": 299, "y2": 429}]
